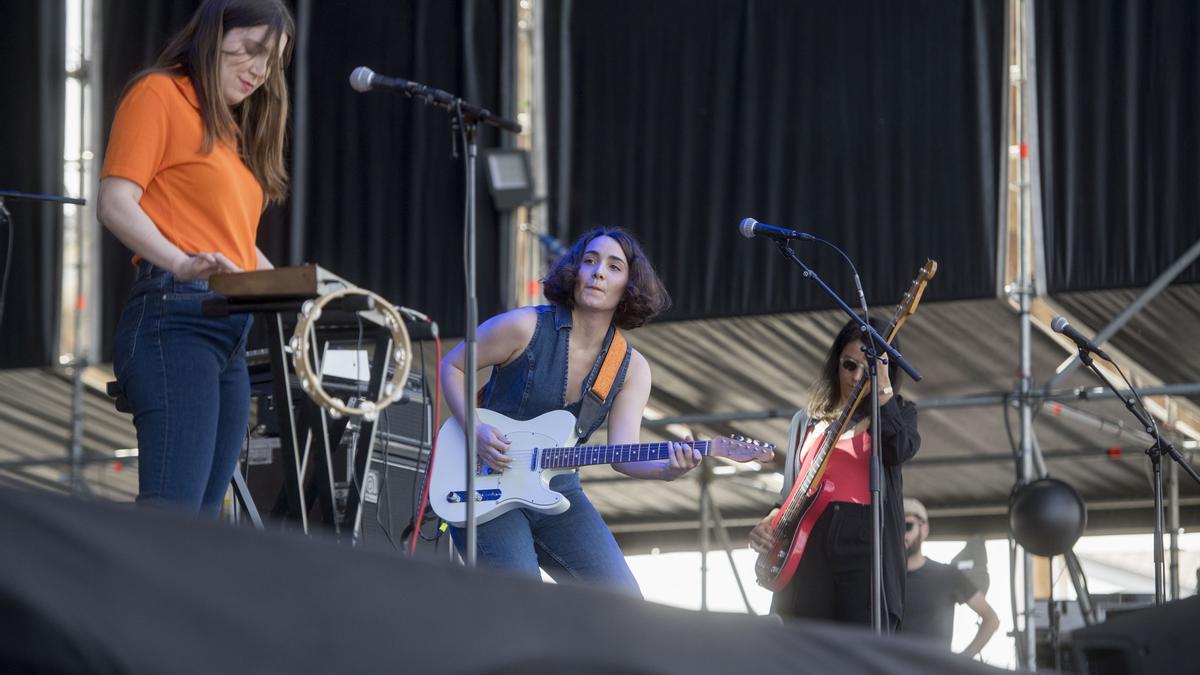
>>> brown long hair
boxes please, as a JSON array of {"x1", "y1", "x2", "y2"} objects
[
  {"x1": 130, "y1": 0, "x2": 295, "y2": 203},
  {"x1": 807, "y1": 316, "x2": 904, "y2": 420},
  {"x1": 541, "y1": 228, "x2": 671, "y2": 330}
]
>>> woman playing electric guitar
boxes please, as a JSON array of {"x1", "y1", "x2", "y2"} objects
[
  {"x1": 749, "y1": 317, "x2": 920, "y2": 630},
  {"x1": 438, "y1": 228, "x2": 700, "y2": 595}
]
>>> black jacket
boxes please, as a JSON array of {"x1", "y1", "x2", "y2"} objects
[{"x1": 778, "y1": 395, "x2": 921, "y2": 626}]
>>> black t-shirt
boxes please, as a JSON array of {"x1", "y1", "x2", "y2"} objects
[{"x1": 902, "y1": 558, "x2": 979, "y2": 648}]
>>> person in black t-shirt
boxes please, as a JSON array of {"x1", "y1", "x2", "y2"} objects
[{"x1": 902, "y1": 498, "x2": 1000, "y2": 658}]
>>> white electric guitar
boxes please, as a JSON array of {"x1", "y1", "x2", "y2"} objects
[{"x1": 428, "y1": 408, "x2": 775, "y2": 527}]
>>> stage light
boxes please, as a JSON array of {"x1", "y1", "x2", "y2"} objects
[{"x1": 484, "y1": 148, "x2": 534, "y2": 211}]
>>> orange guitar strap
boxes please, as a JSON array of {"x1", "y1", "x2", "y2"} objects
[
  {"x1": 590, "y1": 329, "x2": 627, "y2": 403},
  {"x1": 574, "y1": 328, "x2": 630, "y2": 439}
]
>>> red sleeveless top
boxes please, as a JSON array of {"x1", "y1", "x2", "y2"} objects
[{"x1": 795, "y1": 423, "x2": 871, "y2": 505}]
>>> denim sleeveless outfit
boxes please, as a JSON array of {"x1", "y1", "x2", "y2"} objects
[{"x1": 450, "y1": 304, "x2": 641, "y2": 596}]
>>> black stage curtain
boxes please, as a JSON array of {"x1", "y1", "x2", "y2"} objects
[
  {"x1": 97, "y1": 1, "x2": 503, "y2": 360},
  {"x1": 546, "y1": 0, "x2": 1004, "y2": 321},
  {"x1": 301, "y1": 1, "x2": 504, "y2": 338},
  {"x1": 0, "y1": 1, "x2": 65, "y2": 368},
  {"x1": 1036, "y1": 1, "x2": 1200, "y2": 292},
  {"x1": 0, "y1": 486, "x2": 999, "y2": 675}
]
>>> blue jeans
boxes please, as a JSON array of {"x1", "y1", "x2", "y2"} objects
[
  {"x1": 112, "y1": 262, "x2": 252, "y2": 516},
  {"x1": 450, "y1": 473, "x2": 641, "y2": 596}
]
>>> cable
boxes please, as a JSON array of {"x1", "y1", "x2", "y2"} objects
[
  {"x1": 1008, "y1": 531, "x2": 1025, "y2": 666},
  {"x1": 375, "y1": 394, "x2": 398, "y2": 552},
  {"x1": 809, "y1": 234, "x2": 868, "y2": 323},
  {"x1": 1002, "y1": 392, "x2": 1022, "y2": 464},
  {"x1": 0, "y1": 201, "x2": 13, "y2": 330},
  {"x1": 1112, "y1": 362, "x2": 1162, "y2": 440},
  {"x1": 409, "y1": 323, "x2": 442, "y2": 555},
  {"x1": 405, "y1": 340, "x2": 428, "y2": 543}
]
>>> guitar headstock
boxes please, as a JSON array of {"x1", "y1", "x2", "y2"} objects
[
  {"x1": 710, "y1": 435, "x2": 776, "y2": 463},
  {"x1": 887, "y1": 258, "x2": 938, "y2": 338}
]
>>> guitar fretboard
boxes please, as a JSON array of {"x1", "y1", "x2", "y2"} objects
[{"x1": 540, "y1": 440, "x2": 712, "y2": 469}]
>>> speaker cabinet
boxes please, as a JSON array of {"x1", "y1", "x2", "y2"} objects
[
  {"x1": 1069, "y1": 596, "x2": 1198, "y2": 674},
  {"x1": 355, "y1": 442, "x2": 448, "y2": 557}
]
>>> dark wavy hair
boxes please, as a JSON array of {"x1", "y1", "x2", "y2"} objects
[
  {"x1": 542, "y1": 228, "x2": 671, "y2": 329},
  {"x1": 807, "y1": 316, "x2": 903, "y2": 420}
]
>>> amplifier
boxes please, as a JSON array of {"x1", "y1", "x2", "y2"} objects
[
  {"x1": 356, "y1": 444, "x2": 448, "y2": 557},
  {"x1": 244, "y1": 368, "x2": 437, "y2": 537}
]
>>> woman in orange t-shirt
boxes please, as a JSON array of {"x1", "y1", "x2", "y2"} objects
[{"x1": 98, "y1": 0, "x2": 294, "y2": 516}]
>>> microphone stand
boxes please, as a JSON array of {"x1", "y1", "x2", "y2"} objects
[
  {"x1": 1074, "y1": 348, "x2": 1200, "y2": 605},
  {"x1": 369, "y1": 82, "x2": 520, "y2": 567},
  {"x1": 0, "y1": 190, "x2": 89, "y2": 496},
  {"x1": 864, "y1": 310, "x2": 886, "y2": 633},
  {"x1": 772, "y1": 239, "x2": 921, "y2": 635},
  {"x1": 455, "y1": 103, "x2": 481, "y2": 568}
]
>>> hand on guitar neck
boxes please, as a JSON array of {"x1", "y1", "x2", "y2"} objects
[{"x1": 656, "y1": 433, "x2": 701, "y2": 481}]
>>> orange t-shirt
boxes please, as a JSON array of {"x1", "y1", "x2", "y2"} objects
[{"x1": 101, "y1": 73, "x2": 263, "y2": 271}]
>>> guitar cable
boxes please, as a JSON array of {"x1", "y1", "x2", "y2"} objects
[
  {"x1": 410, "y1": 340, "x2": 445, "y2": 545},
  {"x1": 408, "y1": 325, "x2": 443, "y2": 555},
  {"x1": 402, "y1": 340, "x2": 429, "y2": 546}
]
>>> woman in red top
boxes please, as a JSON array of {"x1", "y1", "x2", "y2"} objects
[
  {"x1": 97, "y1": 0, "x2": 294, "y2": 515},
  {"x1": 749, "y1": 317, "x2": 920, "y2": 631}
]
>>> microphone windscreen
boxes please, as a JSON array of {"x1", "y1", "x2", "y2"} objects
[{"x1": 349, "y1": 66, "x2": 375, "y2": 92}]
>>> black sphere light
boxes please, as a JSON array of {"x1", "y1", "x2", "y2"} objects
[{"x1": 1008, "y1": 478, "x2": 1087, "y2": 557}]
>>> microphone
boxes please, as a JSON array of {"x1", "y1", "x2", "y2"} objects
[
  {"x1": 349, "y1": 66, "x2": 522, "y2": 134},
  {"x1": 738, "y1": 217, "x2": 814, "y2": 242},
  {"x1": 350, "y1": 67, "x2": 456, "y2": 105},
  {"x1": 350, "y1": 66, "x2": 415, "y2": 93},
  {"x1": 1051, "y1": 316, "x2": 1113, "y2": 362}
]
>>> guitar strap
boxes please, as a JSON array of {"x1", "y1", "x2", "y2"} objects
[{"x1": 574, "y1": 328, "x2": 630, "y2": 440}]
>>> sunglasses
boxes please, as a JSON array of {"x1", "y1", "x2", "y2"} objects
[
  {"x1": 905, "y1": 519, "x2": 924, "y2": 532},
  {"x1": 841, "y1": 357, "x2": 889, "y2": 374}
]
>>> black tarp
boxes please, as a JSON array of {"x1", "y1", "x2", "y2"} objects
[
  {"x1": 0, "y1": 486, "x2": 1003, "y2": 674},
  {"x1": 545, "y1": 0, "x2": 1005, "y2": 320}
]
